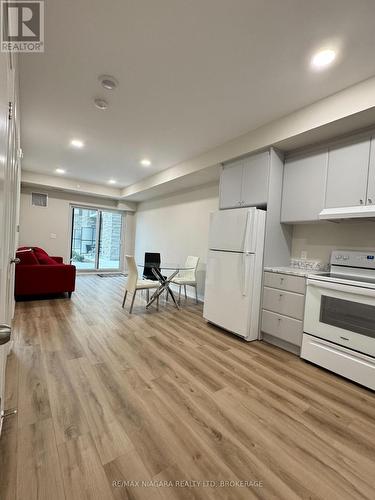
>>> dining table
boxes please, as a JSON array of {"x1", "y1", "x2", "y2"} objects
[{"x1": 137, "y1": 262, "x2": 195, "y2": 310}]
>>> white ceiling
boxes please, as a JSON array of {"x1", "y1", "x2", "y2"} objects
[{"x1": 20, "y1": 0, "x2": 375, "y2": 188}]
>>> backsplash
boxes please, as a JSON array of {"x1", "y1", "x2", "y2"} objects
[
  {"x1": 289, "y1": 258, "x2": 328, "y2": 271},
  {"x1": 291, "y1": 221, "x2": 375, "y2": 265}
]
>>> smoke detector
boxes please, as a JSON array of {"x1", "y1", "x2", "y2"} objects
[
  {"x1": 94, "y1": 97, "x2": 109, "y2": 110},
  {"x1": 98, "y1": 74, "x2": 118, "y2": 90}
]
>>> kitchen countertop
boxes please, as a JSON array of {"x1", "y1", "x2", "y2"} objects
[{"x1": 264, "y1": 266, "x2": 323, "y2": 277}]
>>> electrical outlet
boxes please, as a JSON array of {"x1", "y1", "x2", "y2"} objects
[
  {"x1": 301, "y1": 250, "x2": 307, "y2": 260},
  {"x1": 50, "y1": 233, "x2": 57, "y2": 239}
]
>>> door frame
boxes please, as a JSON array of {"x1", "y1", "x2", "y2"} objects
[
  {"x1": 1, "y1": 56, "x2": 20, "y2": 326},
  {"x1": 0, "y1": 51, "x2": 21, "y2": 431}
]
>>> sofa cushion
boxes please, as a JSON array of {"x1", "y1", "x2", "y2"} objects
[
  {"x1": 15, "y1": 263, "x2": 76, "y2": 296},
  {"x1": 16, "y1": 248, "x2": 39, "y2": 266}
]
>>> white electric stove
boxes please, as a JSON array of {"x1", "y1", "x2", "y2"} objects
[{"x1": 301, "y1": 250, "x2": 375, "y2": 390}]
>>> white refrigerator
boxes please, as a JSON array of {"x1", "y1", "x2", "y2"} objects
[{"x1": 203, "y1": 207, "x2": 266, "y2": 341}]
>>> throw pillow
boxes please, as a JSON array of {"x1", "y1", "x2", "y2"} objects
[
  {"x1": 35, "y1": 253, "x2": 59, "y2": 265},
  {"x1": 16, "y1": 248, "x2": 39, "y2": 266},
  {"x1": 32, "y1": 247, "x2": 49, "y2": 257}
]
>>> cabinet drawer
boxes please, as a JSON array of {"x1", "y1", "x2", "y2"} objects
[
  {"x1": 261, "y1": 310, "x2": 303, "y2": 346},
  {"x1": 263, "y1": 272, "x2": 305, "y2": 294},
  {"x1": 263, "y1": 287, "x2": 304, "y2": 320}
]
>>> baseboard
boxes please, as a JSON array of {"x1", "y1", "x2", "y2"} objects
[
  {"x1": 168, "y1": 283, "x2": 204, "y2": 303},
  {"x1": 261, "y1": 333, "x2": 300, "y2": 355}
]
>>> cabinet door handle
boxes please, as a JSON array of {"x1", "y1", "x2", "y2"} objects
[
  {"x1": 369, "y1": 198, "x2": 373, "y2": 204},
  {"x1": 360, "y1": 199, "x2": 364, "y2": 204}
]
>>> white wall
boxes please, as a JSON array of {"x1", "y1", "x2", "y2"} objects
[
  {"x1": 19, "y1": 186, "x2": 133, "y2": 270},
  {"x1": 134, "y1": 182, "x2": 219, "y2": 299},
  {"x1": 22, "y1": 180, "x2": 375, "y2": 289},
  {"x1": 291, "y1": 221, "x2": 375, "y2": 264}
]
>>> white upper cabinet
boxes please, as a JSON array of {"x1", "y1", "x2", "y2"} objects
[
  {"x1": 241, "y1": 151, "x2": 269, "y2": 207},
  {"x1": 325, "y1": 138, "x2": 371, "y2": 208},
  {"x1": 219, "y1": 159, "x2": 244, "y2": 209},
  {"x1": 281, "y1": 150, "x2": 328, "y2": 223},
  {"x1": 219, "y1": 151, "x2": 269, "y2": 209},
  {"x1": 366, "y1": 136, "x2": 375, "y2": 205}
]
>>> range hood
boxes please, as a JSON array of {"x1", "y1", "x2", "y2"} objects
[{"x1": 319, "y1": 205, "x2": 375, "y2": 221}]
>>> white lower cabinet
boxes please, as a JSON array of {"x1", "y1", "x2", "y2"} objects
[
  {"x1": 263, "y1": 271, "x2": 305, "y2": 294},
  {"x1": 261, "y1": 271, "x2": 306, "y2": 352},
  {"x1": 262, "y1": 310, "x2": 303, "y2": 346},
  {"x1": 262, "y1": 287, "x2": 304, "y2": 320}
]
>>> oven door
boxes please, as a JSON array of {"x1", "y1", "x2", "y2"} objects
[{"x1": 304, "y1": 279, "x2": 375, "y2": 357}]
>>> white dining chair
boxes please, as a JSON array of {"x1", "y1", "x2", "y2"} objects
[
  {"x1": 171, "y1": 256, "x2": 200, "y2": 304},
  {"x1": 122, "y1": 255, "x2": 160, "y2": 313}
]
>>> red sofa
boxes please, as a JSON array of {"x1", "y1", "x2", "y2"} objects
[{"x1": 15, "y1": 247, "x2": 76, "y2": 298}]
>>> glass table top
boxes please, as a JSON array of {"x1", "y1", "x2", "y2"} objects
[{"x1": 137, "y1": 263, "x2": 195, "y2": 270}]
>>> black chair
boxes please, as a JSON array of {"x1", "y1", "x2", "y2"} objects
[{"x1": 143, "y1": 252, "x2": 161, "y2": 281}]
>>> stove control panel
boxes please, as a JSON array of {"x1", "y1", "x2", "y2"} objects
[{"x1": 330, "y1": 250, "x2": 375, "y2": 269}]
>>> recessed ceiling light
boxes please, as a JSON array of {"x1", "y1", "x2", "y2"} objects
[
  {"x1": 94, "y1": 97, "x2": 109, "y2": 110},
  {"x1": 70, "y1": 139, "x2": 84, "y2": 149},
  {"x1": 108, "y1": 179, "x2": 117, "y2": 184},
  {"x1": 311, "y1": 49, "x2": 336, "y2": 70},
  {"x1": 55, "y1": 168, "x2": 66, "y2": 174},
  {"x1": 140, "y1": 158, "x2": 151, "y2": 167},
  {"x1": 98, "y1": 74, "x2": 118, "y2": 90}
]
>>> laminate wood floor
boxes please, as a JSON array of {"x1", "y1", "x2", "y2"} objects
[{"x1": 1, "y1": 275, "x2": 375, "y2": 500}]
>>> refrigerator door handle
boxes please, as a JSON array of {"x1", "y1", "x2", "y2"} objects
[
  {"x1": 241, "y1": 252, "x2": 250, "y2": 296},
  {"x1": 243, "y1": 209, "x2": 253, "y2": 253},
  {"x1": 242, "y1": 210, "x2": 255, "y2": 296}
]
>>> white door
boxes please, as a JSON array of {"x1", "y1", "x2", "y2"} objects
[
  {"x1": 366, "y1": 136, "x2": 375, "y2": 205},
  {"x1": 208, "y1": 207, "x2": 258, "y2": 253},
  {"x1": 203, "y1": 250, "x2": 255, "y2": 339},
  {"x1": 0, "y1": 52, "x2": 20, "y2": 429},
  {"x1": 325, "y1": 139, "x2": 370, "y2": 208},
  {"x1": 241, "y1": 151, "x2": 269, "y2": 207},
  {"x1": 281, "y1": 150, "x2": 328, "y2": 223},
  {"x1": 219, "y1": 160, "x2": 243, "y2": 209}
]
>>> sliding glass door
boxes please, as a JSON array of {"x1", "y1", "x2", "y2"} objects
[
  {"x1": 70, "y1": 207, "x2": 123, "y2": 271},
  {"x1": 71, "y1": 208, "x2": 98, "y2": 270},
  {"x1": 98, "y1": 211, "x2": 122, "y2": 269}
]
